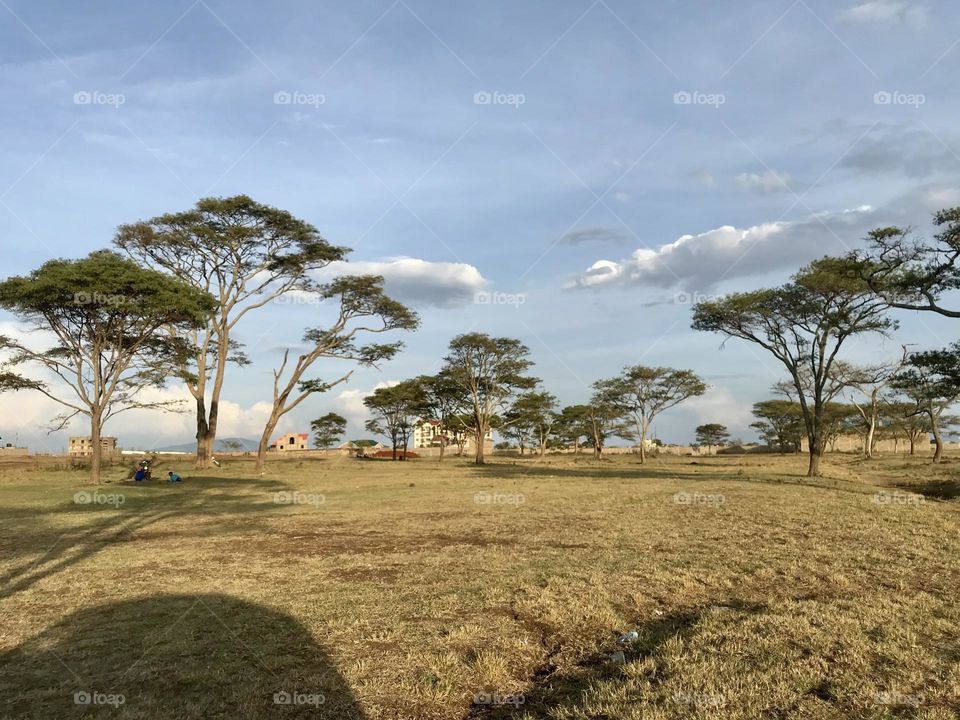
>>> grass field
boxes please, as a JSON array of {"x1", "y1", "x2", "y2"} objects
[{"x1": 0, "y1": 452, "x2": 958, "y2": 719}]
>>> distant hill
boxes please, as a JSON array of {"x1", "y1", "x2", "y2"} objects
[{"x1": 136, "y1": 437, "x2": 261, "y2": 454}]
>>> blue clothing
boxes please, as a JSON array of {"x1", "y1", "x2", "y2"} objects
[
  {"x1": 168, "y1": 473, "x2": 182, "y2": 482},
  {"x1": 134, "y1": 469, "x2": 146, "y2": 481}
]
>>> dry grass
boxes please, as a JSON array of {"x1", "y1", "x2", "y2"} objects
[{"x1": 0, "y1": 452, "x2": 958, "y2": 718}]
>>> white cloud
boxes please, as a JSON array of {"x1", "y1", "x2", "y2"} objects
[
  {"x1": 0, "y1": 381, "x2": 279, "y2": 452},
  {"x1": 735, "y1": 170, "x2": 794, "y2": 194},
  {"x1": 334, "y1": 381, "x2": 398, "y2": 433},
  {"x1": 838, "y1": 1, "x2": 927, "y2": 28},
  {"x1": 317, "y1": 257, "x2": 488, "y2": 308},
  {"x1": 684, "y1": 386, "x2": 755, "y2": 436},
  {"x1": 571, "y1": 205, "x2": 877, "y2": 291}
]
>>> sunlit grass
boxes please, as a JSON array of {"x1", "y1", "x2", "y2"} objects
[{"x1": 0, "y1": 452, "x2": 957, "y2": 718}]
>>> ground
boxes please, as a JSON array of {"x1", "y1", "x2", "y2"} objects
[{"x1": 0, "y1": 452, "x2": 958, "y2": 719}]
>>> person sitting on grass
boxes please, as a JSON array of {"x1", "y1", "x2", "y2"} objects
[
  {"x1": 168, "y1": 471, "x2": 182, "y2": 483},
  {"x1": 134, "y1": 467, "x2": 147, "y2": 482}
]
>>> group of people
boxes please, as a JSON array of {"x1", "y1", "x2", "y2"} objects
[{"x1": 132, "y1": 460, "x2": 181, "y2": 483}]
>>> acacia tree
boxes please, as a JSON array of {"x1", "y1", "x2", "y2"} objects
[
  {"x1": 0, "y1": 252, "x2": 214, "y2": 483},
  {"x1": 364, "y1": 380, "x2": 423, "y2": 460},
  {"x1": 695, "y1": 423, "x2": 729, "y2": 453},
  {"x1": 311, "y1": 412, "x2": 347, "y2": 449},
  {"x1": 411, "y1": 372, "x2": 468, "y2": 462},
  {"x1": 891, "y1": 344, "x2": 960, "y2": 463},
  {"x1": 693, "y1": 258, "x2": 895, "y2": 477},
  {"x1": 441, "y1": 334, "x2": 537, "y2": 465},
  {"x1": 593, "y1": 366, "x2": 706, "y2": 463},
  {"x1": 115, "y1": 196, "x2": 348, "y2": 468},
  {"x1": 255, "y1": 276, "x2": 418, "y2": 469},
  {"x1": 750, "y1": 400, "x2": 803, "y2": 453},
  {"x1": 503, "y1": 390, "x2": 558, "y2": 456},
  {"x1": 0, "y1": 372, "x2": 39, "y2": 392},
  {"x1": 554, "y1": 405, "x2": 591, "y2": 454},
  {"x1": 582, "y1": 394, "x2": 635, "y2": 459},
  {"x1": 885, "y1": 401, "x2": 931, "y2": 455},
  {"x1": 851, "y1": 209, "x2": 960, "y2": 317},
  {"x1": 842, "y1": 350, "x2": 908, "y2": 458}
]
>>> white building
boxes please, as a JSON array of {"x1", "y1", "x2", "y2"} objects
[{"x1": 412, "y1": 419, "x2": 492, "y2": 449}]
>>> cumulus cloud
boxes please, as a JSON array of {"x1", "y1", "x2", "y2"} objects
[
  {"x1": 684, "y1": 386, "x2": 756, "y2": 435},
  {"x1": 838, "y1": 1, "x2": 927, "y2": 28},
  {"x1": 735, "y1": 170, "x2": 795, "y2": 194},
  {"x1": 316, "y1": 257, "x2": 488, "y2": 308},
  {"x1": 571, "y1": 205, "x2": 877, "y2": 292},
  {"x1": 0, "y1": 382, "x2": 278, "y2": 452},
  {"x1": 334, "y1": 381, "x2": 399, "y2": 434},
  {"x1": 559, "y1": 227, "x2": 630, "y2": 246}
]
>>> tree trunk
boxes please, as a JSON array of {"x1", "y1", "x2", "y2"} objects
[
  {"x1": 638, "y1": 422, "x2": 648, "y2": 464},
  {"x1": 807, "y1": 442, "x2": 823, "y2": 477},
  {"x1": 864, "y1": 418, "x2": 876, "y2": 459},
  {"x1": 438, "y1": 438, "x2": 445, "y2": 462},
  {"x1": 89, "y1": 409, "x2": 103, "y2": 484},
  {"x1": 475, "y1": 426, "x2": 486, "y2": 465},
  {"x1": 195, "y1": 395, "x2": 210, "y2": 468},
  {"x1": 909, "y1": 436, "x2": 916, "y2": 455},
  {"x1": 930, "y1": 408, "x2": 943, "y2": 463},
  {"x1": 256, "y1": 412, "x2": 281, "y2": 471}
]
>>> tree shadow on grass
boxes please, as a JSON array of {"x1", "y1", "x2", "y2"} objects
[
  {"x1": 890, "y1": 478, "x2": 960, "y2": 501},
  {"x1": 0, "y1": 593, "x2": 364, "y2": 719},
  {"x1": 465, "y1": 600, "x2": 767, "y2": 719},
  {"x1": 471, "y1": 460, "x2": 871, "y2": 497},
  {"x1": 0, "y1": 476, "x2": 294, "y2": 600}
]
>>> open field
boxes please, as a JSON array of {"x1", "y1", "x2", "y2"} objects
[{"x1": 1, "y1": 453, "x2": 959, "y2": 719}]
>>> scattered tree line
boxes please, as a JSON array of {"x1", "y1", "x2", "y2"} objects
[{"x1": 3, "y1": 197, "x2": 960, "y2": 481}]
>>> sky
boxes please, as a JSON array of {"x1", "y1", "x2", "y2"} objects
[{"x1": 1, "y1": 0, "x2": 960, "y2": 452}]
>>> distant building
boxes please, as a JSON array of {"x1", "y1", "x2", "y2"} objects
[
  {"x1": 68, "y1": 436, "x2": 118, "y2": 457},
  {"x1": 269, "y1": 433, "x2": 310, "y2": 452},
  {"x1": 412, "y1": 419, "x2": 492, "y2": 449},
  {"x1": 0, "y1": 443, "x2": 29, "y2": 458}
]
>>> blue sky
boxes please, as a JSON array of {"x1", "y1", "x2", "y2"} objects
[{"x1": 2, "y1": 0, "x2": 960, "y2": 451}]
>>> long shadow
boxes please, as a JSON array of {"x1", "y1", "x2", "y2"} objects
[
  {"x1": 0, "y1": 476, "x2": 294, "y2": 600},
  {"x1": 0, "y1": 593, "x2": 365, "y2": 719},
  {"x1": 890, "y1": 478, "x2": 960, "y2": 500},
  {"x1": 471, "y1": 460, "x2": 873, "y2": 497},
  {"x1": 465, "y1": 600, "x2": 766, "y2": 719}
]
